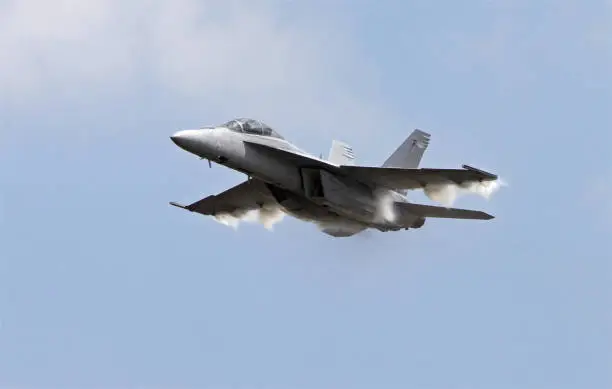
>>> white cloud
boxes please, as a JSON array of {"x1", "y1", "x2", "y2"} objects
[
  {"x1": 0, "y1": 0, "x2": 392, "y2": 144},
  {"x1": 0, "y1": 0, "x2": 132, "y2": 96}
]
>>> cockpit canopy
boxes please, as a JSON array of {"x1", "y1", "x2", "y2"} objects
[{"x1": 222, "y1": 118, "x2": 284, "y2": 139}]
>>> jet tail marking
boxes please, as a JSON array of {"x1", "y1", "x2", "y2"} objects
[
  {"x1": 380, "y1": 129, "x2": 431, "y2": 195},
  {"x1": 382, "y1": 129, "x2": 431, "y2": 169}
]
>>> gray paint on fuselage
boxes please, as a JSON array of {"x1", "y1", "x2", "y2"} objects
[
  {"x1": 172, "y1": 126, "x2": 413, "y2": 236},
  {"x1": 178, "y1": 127, "x2": 360, "y2": 231}
]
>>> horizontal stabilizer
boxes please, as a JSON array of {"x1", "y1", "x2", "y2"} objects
[{"x1": 396, "y1": 202, "x2": 494, "y2": 220}]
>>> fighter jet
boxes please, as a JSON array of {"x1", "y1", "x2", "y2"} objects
[{"x1": 169, "y1": 118, "x2": 498, "y2": 237}]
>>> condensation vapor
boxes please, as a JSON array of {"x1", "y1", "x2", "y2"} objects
[
  {"x1": 373, "y1": 188, "x2": 398, "y2": 223},
  {"x1": 207, "y1": 179, "x2": 505, "y2": 231},
  {"x1": 423, "y1": 179, "x2": 506, "y2": 207},
  {"x1": 212, "y1": 205, "x2": 286, "y2": 230}
]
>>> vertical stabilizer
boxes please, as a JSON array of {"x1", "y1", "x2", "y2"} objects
[
  {"x1": 382, "y1": 129, "x2": 431, "y2": 169},
  {"x1": 328, "y1": 140, "x2": 355, "y2": 165}
]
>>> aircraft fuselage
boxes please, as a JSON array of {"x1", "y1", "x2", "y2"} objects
[
  {"x1": 171, "y1": 127, "x2": 411, "y2": 236},
  {"x1": 170, "y1": 118, "x2": 497, "y2": 237}
]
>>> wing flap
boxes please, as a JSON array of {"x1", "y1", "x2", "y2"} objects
[
  {"x1": 396, "y1": 202, "x2": 494, "y2": 220},
  {"x1": 339, "y1": 165, "x2": 498, "y2": 190},
  {"x1": 170, "y1": 179, "x2": 276, "y2": 216}
]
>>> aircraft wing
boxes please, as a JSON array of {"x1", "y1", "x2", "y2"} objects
[
  {"x1": 243, "y1": 140, "x2": 498, "y2": 190},
  {"x1": 339, "y1": 165, "x2": 498, "y2": 190},
  {"x1": 396, "y1": 202, "x2": 494, "y2": 220},
  {"x1": 169, "y1": 179, "x2": 276, "y2": 216}
]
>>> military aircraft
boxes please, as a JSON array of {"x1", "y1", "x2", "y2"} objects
[{"x1": 169, "y1": 118, "x2": 498, "y2": 237}]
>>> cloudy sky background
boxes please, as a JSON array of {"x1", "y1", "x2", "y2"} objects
[{"x1": 1, "y1": 1, "x2": 611, "y2": 388}]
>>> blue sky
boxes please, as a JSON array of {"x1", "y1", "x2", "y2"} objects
[{"x1": 1, "y1": 1, "x2": 610, "y2": 388}]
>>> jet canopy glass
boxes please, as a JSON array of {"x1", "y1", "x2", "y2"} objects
[{"x1": 222, "y1": 118, "x2": 284, "y2": 139}]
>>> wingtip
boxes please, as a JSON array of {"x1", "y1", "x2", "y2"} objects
[
  {"x1": 169, "y1": 201, "x2": 187, "y2": 209},
  {"x1": 474, "y1": 210, "x2": 495, "y2": 220},
  {"x1": 462, "y1": 164, "x2": 498, "y2": 180}
]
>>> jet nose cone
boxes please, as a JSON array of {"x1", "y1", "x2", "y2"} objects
[{"x1": 170, "y1": 129, "x2": 200, "y2": 149}]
